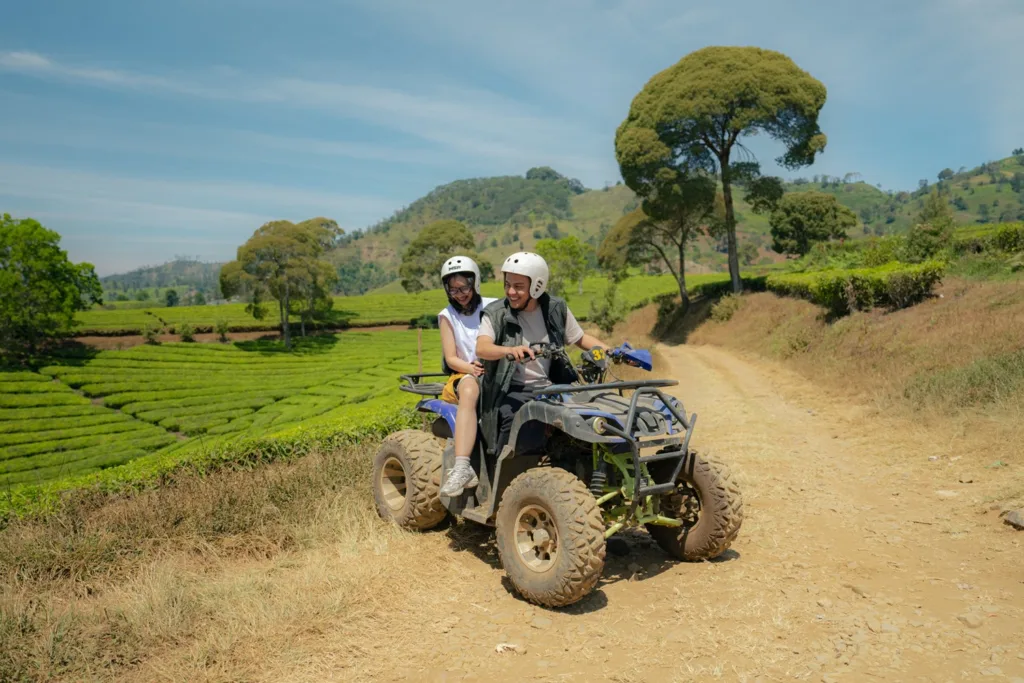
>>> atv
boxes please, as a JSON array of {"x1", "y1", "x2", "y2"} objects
[{"x1": 372, "y1": 342, "x2": 743, "y2": 608}]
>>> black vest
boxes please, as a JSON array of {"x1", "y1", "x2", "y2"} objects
[{"x1": 478, "y1": 294, "x2": 574, "y2": 453}]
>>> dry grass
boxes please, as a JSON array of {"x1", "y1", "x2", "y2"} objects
[
  {"x1": 686, "y1": 277, "x2": 1024, "y2": 496},
  {"x1": 0, "y1": 444, "x2": 457, "y2": 682}
]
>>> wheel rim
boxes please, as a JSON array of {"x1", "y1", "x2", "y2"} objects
[
  {"x1": 514, "y1": 504, "x2": 558, "y2": 573},
  {"x1": 663, "y1": 480, "x2": 701, "y2": 527},
  {"x1": 379, "y1": 456, "x2": 407, "y2": 511}
]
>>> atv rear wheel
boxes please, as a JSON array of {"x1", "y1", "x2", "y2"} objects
[
  {"x1": 645, "y1": 450, "x2": 743, "y2": 561},
  {"x1": 372, "y1": 429, "x2": 447, "y2": 531},
  {"x1": 495, "y1": 467, "x2": 606, "y2": 608}
]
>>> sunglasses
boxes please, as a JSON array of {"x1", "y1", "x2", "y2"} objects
[{"x1": 448, "y1": 285, "x2": 473, "y2": 296}]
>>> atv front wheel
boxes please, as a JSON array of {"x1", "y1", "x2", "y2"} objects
[
  {"x1": 645, "y1": 450, "x2": 743, "y2": 561},
  {"x1": 372, "y1": 429, "x2": 447, "y2": 530},
  {"x1": 495, "y1": 467, "x2": 606, "y2": 608}
]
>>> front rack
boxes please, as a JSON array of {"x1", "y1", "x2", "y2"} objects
[{"x1": 576, "y1": 383, "x2": 696, "y2": 516}]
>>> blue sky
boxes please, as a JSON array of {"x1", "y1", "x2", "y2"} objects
[{"x1": 1, "y1": 0, "x2": 1022, "y2": 275}]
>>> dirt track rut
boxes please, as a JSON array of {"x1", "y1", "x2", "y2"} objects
[{"x1": 335, "y1": 344, "x2": 1024, "y2": 682}]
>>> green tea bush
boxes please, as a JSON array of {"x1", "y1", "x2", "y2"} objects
[
  {"x1": 177, "y1": 322, "x2": 196, "y2": 342},
  {"x1": 215, "y1": 318, "x2": 230, "y2": 342},
  {"x1": 766, "y1": 261, "x2": 945, "y2": 317},
  {"x1": 0, "y1": 331, "x2": 442, "y2": 497},
  {"x1": 142, "y1": 321, "x2": 162, "y2": 344}
]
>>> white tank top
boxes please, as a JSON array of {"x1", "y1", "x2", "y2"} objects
[{"x1": 438, "y1": 297, "x2": 498, "y2": 368}]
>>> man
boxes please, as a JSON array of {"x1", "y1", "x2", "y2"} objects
[{"x1": 475, "y1": 251, "x2": 610, "y2": 458}]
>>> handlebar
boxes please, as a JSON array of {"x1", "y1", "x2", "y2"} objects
[{"x1": 502, "y1": 343, "x2": 624, "y2": 364}]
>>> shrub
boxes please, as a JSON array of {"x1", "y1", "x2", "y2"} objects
[
  {"x1": 710, "y1": 294, "x2": 743, "y2": 322},
  {"x1": 861, "y1": 236, "x2": 904, "y2": 267},
  {"x1": 178, "y1": 322, "x2": 196, "y2": 342},
  {"x1": 142, "y1": 322, "x2": 162, "y2": 344},
  {"x1": 588, "y1": 280, "x2": 628, "y2": 335},
  {"x1": 766, "y1": 261, "x2": 945, "y2": 318},
  {"x1": 900, "y1": 223, "x2": 954, "y2": 263},
  {"x1": 409, "y1": 313, "x2": 438, "y2": 329},
  {"x1": 215, "y1": 319, "x2": 230, "y2": 343},
  {"x1": 992, "y1": 222, "x2": 1024, "y2": 253}
]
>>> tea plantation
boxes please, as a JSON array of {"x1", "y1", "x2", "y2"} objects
[
  {"x1": 75, "y1": 272, "x2": 729, "y2": 334},
  {"x1": 1, "y1": 331, "x2": 441, "y2": 494}
]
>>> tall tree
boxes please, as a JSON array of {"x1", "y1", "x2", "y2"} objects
[
  {"x1": 616, "y1": 46, "x2": 828, "y2": 293},
  {"x1": 769, "y1": 191, "x2": 857, "y2": 257},
  {"x1": 220, "y1": 218, "x2": 340, "y2": 349},
  {"x1": 598, "y1": 174, "x2": 718, "y2": 315},
  {"x1": 0, "y1": 214, "x2": 102, "y2": 356},
  {"x1": 399, "y1": 220, "x2": 477, "y2": 293},
  {"x1": 290, "y1": 257, "x2": 339, "y2": 337},
  {"x1": 535, "y1": 235, "x2": 593, "y2": 296}
]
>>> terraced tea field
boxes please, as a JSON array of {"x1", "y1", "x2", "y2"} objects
[
  {"x1": 1, "y1": 331, "x2": 440, "y2": 489},
  {"x1": 76, "y1": 272, "x2": 726, "y2": 335}
]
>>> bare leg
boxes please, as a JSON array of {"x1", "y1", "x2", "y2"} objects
[
  {"x1": 454, "y1": 376, "x2": 479, "y2": 458},
  {"x1": 441, "y1": 376, "x2": 480, "y2": 496}
]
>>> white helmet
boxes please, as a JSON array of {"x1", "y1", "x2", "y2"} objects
[
  {"x1": 440, "y1": 255, "x2": 481, "y2": 293},
  {"x1": 501, "y1": 251, "x2": 549, "y2": 299}
]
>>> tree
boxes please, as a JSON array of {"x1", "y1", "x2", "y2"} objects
[
  {"x1": 0, "y1": 214, "x2": 102, "y2": 356},
  {"x1": 916, "y1": 189, "x2": 956, "y2": 231},
  {"x1": 193, "y1": 290, "x2": 206, "y2": 306},
  {"x1": 739, "y1": 242, "x2": 759, "y2": 266},
  {"x1": 1013, "y1": 147, "x2": 1023, "y2": 156},
  {"x1": 535, "y1": 235, "x2": 593, "y2": 296},
  {"x1": 399, "y1": 220, "x2": 477, "y2": 293},
  {"x1": 598, "y1": 174, "x2": 717, "y2": 314},
  {"x1": 616, "y1": 46, "x2": 827, "y2": 293},
  {"x1": 938, "y1": 168, "x2": 955, "y2": 181},
  {"x1": 165, "y1": 289, "x2": 179, "y2": 307},
  {"x1": 769, "y1": 191, "x2": 857, "y2": 257},
  {"x1": 526, "y1": 166, "x2": 562, "y2": 182},
  {"x1": 588, "y1": 278, "x2": 628, "y2": 335},
  {"x1": 290, "y1": 257, "x2": 339, "y2": 337},
  {"x1": 220, "y1": 218, "x2": 340, "y2": 350}
]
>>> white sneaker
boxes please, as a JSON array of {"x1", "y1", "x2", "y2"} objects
[{"x1": 440, "y1": 460, "x2": 479, "y2": 497}]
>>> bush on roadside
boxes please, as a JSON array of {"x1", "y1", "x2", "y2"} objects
[
  {"x1": 766, "y1": 261, "x2": 945, "y2": 318},
  {"x1": 710, "y1": 294, "x2": 743, "y2": 322}
]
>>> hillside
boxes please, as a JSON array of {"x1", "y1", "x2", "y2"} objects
[
  {"x1": 101, "y1": 258, "x2": 223, "y2": 301},
  {"x1": 100, "y1": 152, "x2": 1024, "y2": 292}
]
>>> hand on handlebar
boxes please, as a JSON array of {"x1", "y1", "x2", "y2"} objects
[{"x1": 505, "y1": 345, "x2": 537, "y2": 362}]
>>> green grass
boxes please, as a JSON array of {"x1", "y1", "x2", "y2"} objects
[
  {"x1": 76, "y1": 271, "x2": 731, "y2": 335},
  {"x1": 904, "y1": 348, "x2": 1024, "y2": 409},
  {"x1": 0, "y1": 331, "x2": 440, "y2": 494}
]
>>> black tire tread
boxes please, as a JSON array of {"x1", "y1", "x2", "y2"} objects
[
  {"x1": 495, "y1": 467, "x2": 606, "y2": 608},
  {"x1": 646, "y1": 450, "x2": 743, "y2": 561},
  {"x1": 372, "y1": 429, "x2": 447, "y2": 530}
]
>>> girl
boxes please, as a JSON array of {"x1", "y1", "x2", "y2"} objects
[{"x1": 437, "y1": 256, "x2": 498, "y2": 497}]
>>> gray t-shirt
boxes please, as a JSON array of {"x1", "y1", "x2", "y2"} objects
[{"x1": 478, "y1": 305, "x2": 585, "y2": 388}]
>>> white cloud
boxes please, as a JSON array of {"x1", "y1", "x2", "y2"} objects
[{"x1": 0, "y1": 49, "x2": 615, "y2": 185}]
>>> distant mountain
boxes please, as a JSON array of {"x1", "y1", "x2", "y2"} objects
[
  {"x1": 101, "y1": 258, "x2": 223, "y2": 295},
  {"x1": 786, "y1": 153, "x2": 1024, "y2": 236},
  {"x1": 100, "y1": 153, "x2": 1024, "y2": 290}
]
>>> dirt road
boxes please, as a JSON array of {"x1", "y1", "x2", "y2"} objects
[{"x1": 263, "y1": 344, "x2": 1024, "y2": 682}]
